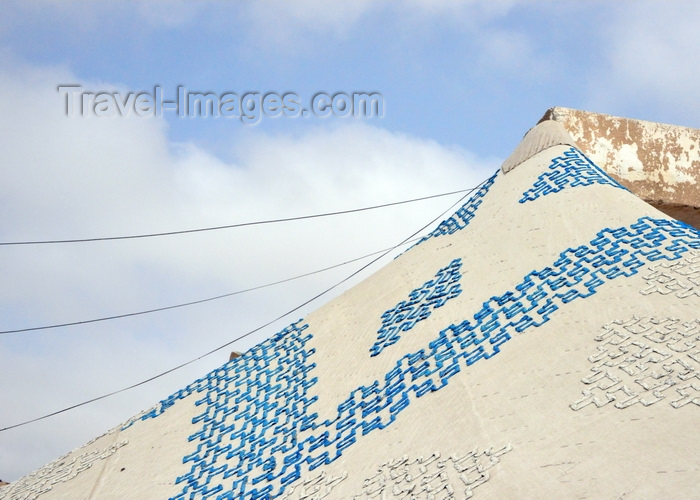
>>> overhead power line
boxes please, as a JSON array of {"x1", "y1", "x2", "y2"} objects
[
  {"x1": 0, "y1": 188, "x2": 472, "y2": 246},
  {"x1": 0, "y1": 176, "x2": 489, "y2": 432},
  {"x1": 0, "y1": 240, "x2": 421, "y2": 335}
]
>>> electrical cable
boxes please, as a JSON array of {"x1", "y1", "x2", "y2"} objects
[
  {"x1": 0, "y1": 239, "x2": 422, "y2": 335},
  {"x1": 0, "y1": 176, "x2": 488, "y2": 432},
  {"x1": 0, "y1": 188, "x2": 472, "y2": 246}
]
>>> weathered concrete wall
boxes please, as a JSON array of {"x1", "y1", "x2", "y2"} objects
[
  {"x1": 542, "y1": 107, "x2": 700, "y2": 208},
  {"x1": 5, "y1": 141, "x2": 700, "y2": 500},
  {"x1": 5, "y1": 112, "x2": 700, "y2": 500},
  {"x1": 500, "y1": 120, "x2": 578, "y2": 174}
]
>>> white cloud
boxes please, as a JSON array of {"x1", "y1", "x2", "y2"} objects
[
  {"x1": 587, "y1": 1, "x2": 700, "y2": 123},
  {"x1": 136, "y1": 1, "x2": 200, "y2": 29},
  {"x1": 0, "y1": 56, "x2": 496, "y2": 481},
  {"x1": 240, "y1": 1, "x2": 374, "y2": 52},
  {"x1": 239, "y1": 0, "x2": 520, "y2": 54},
  {"x1": 401, "y1": 0, "x2": 515, "y2": 25},
  {"x1": 475, "y1": 28, "x2": 548, "y2": 78}
]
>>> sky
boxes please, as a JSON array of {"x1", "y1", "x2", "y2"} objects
[{"x1": 0, "y1": 0, "x2": 699, "y2": 483}]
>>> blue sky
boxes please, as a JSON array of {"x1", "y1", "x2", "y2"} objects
[
  {"x1": 6, "y1": 1, "x2": 698, "y2": 159},
  {"x1": 1, "y1": 0, "x2": 698, "y2": 482}
]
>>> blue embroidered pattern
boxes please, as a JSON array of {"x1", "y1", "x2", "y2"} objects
[
  {"x1": 174, "y1": 322, "x2": 318, "y2": 500},
  {"x1": 412, "y1": 170, "x2": 498, "y2": 247},
  {"x1": 122, "y1": 215, "x2": 700, "y2": 500},
  {"x1": 520, "y1": 147, "x2": 626, "y2": 203},
  {"x1": 370, "y1": 259, "x2": 462, "y2": 357}
]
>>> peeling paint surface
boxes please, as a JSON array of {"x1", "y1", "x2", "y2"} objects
[{"x1": 543, "y1": 107, "x2": 700, "y2": 208}]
